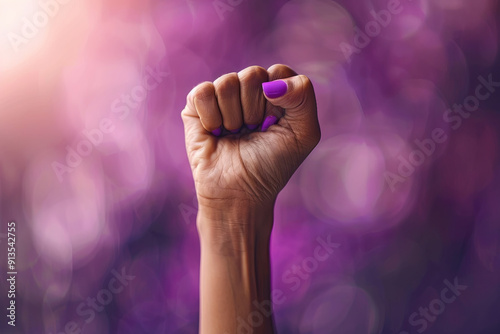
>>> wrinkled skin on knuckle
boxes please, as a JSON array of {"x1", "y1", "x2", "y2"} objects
[
  {"x1": 214, "y1": 73, "x2": 239, "y2": 95},
  {"x1": 188, "y1": 81, "x2": 213, "y2": 104},
  {"x1": 267, "y1": 63, "x2": 296, "y2": 78},
  {"x1": 238, "y1": 66, "x2": 268, "y2": 86}
]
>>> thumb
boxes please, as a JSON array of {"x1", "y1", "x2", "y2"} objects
[{"x1": 262, "y1": 75, "x2": 321, "y2": 147}]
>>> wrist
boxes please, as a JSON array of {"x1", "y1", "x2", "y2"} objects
[{"x1": 196, "y1": 199, "x2": 275, "y2": 250}]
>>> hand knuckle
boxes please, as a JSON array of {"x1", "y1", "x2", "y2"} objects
[
  {"x1": 239, "y1": 66, "x2": 267, "y2": 86},
  {"x1": 214, "y1": 73, "x2": 239, "y2": 95},
  {"x1": 267, "y1": 63, "x2": 289, "y2": 72},
  {"x1": 299, "y1": 75, "x2": 313, "y2": 89},
  {"x1": 190, "y1": 81, "x2": 214, "y2": 102}
]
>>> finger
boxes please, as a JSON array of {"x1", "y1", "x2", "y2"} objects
[
  {"x1": 214, "y1": 73, "x2": 243, "y2": 133},
  {"x1": 262, "y1": 74, "x2": 321, "y2": 148},
  {"x1": 237, "y1": 66, "x2": 268, "y2": 129},
  {"x1": 182, "y1": 84, "x2": 208, "y2": 142},
  {"x1": 267, "y1": 64, "x2": 297, "y2": 81},
  {"x1": 186, "y1": 81, "x2": 223, "y2": 136},
  {"x1": 259, "y1": 64, "x2": 299, "y2": 131}
]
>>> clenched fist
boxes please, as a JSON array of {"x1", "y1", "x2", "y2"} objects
[{"x1": 182, "y1": 64, "x2": 320, "y2": 227}]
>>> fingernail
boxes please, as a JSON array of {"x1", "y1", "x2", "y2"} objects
[
  {"x1": 230, "y1": 128, "x2": 240, "y2": 134},
  {"x1": 261, "y1": 115, "x2": 278, "y2": 132},
  {"x1": 262, "y1": 80, "x2": 288, "y2": 99},
  {"x1": 247, "y1": 124, "x2": 258, "y2": 130},
  {"x1": 212, "y1": 127, "x2": 222, "y2": 136}
]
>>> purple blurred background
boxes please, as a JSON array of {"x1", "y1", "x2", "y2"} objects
[{"x1": 1, "y1": 0, "x2": 500, "y2": 333}]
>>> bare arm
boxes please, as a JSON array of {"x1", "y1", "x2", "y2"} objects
[{"x1": 181, "y1": 64, "x2": 321, "y2": 334}]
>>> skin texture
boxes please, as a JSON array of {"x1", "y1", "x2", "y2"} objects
[{"x1": 181, "y1": 64, "x2": 320, "y2": 334}]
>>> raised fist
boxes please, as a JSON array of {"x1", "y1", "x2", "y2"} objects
[
  {"x1": 181, "y1": 64, "x2": 320, "y2": 222},
  {"x1": 183, "y1": 64, "x2": 320, "y2": 334}
]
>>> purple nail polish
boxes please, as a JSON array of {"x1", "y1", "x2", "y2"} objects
[
  {"x1": 262, "y1": 80, "x2": 288, "y2": 99},
  {"x1": 247, "y1": 124, "x2": 258, "y2": 130},
  {"x1": 261, "y1": 115, "x2": 278, "y2": 132},
  {"x1": 212, "y1": 127, "x2": 222, "y2": 136},
  {"x1": 230, "y1": 128, "x2": 240, "y2": 134}
]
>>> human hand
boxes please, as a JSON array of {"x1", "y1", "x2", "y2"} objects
[{"x1": 181, "y1": 64, "x2": 320, "y2": 234}]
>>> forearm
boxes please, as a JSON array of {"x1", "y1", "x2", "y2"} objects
[{"x1": 197, "y1": 203, "x2": 275, "y2": 334}]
